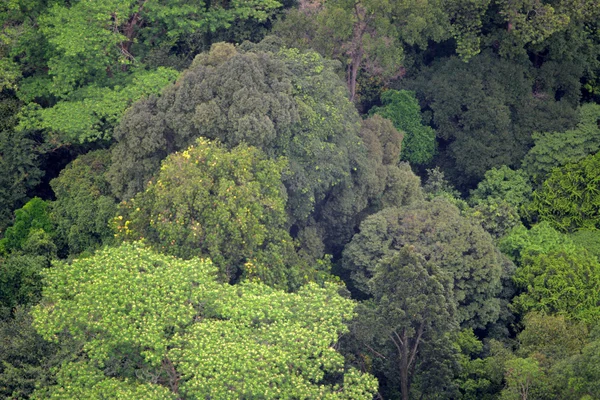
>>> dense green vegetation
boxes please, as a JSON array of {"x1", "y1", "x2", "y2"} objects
[{"x1": 2, "y1": 0, "x2": 600, "y2": 398}]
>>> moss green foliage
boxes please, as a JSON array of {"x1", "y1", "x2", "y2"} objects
[
  {"x1": 0, "y1": 198, "x2": 53, "y2": 255},
  {"x1": 50, "y1": 150, "x2": 117, "y2": 256},
  {"x1": 523, "y1": 103, "x2": 600, "y2": 183},
  {"x1": 527, "y1": 152, "x2": 600, "y2": 232},
  {"x1": 115, "y1": 138, "x2": 315, "y2": 289},
  {"x1": 18, "y1": 68, "x2": 180, "y2": 144},
  {"x1": 569, "y1": 229, "x2": 600, "y2": 259},
  {"x1": 32, "y1": 243, "x2": 378, "y2": 399},
  {"x1": 343, "y1": 198, "x2": 504, "y2": 328},
  {"x1": 370, "y1": 90, "x2": 436, "y2": 164}
]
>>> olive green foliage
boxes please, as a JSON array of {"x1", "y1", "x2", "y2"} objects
[
  {"x1": 370, "y1": 90, "x2": 436, "y2": 164},
  {"x1": 404, "y1": 51, "x2": 577, "y2": 187},
  {"x1": 563, "y1": 338, "x2": 600, "y2": 398},
  {"x1": 500, "y1": 357, "x2": 544, "y2": 400},
  {"x1": 343, "y1": 198, "x2": 504, "y2": 328},
  {"x1": 512, "y1": 250, "x2": 600, "y2": 323},
  {"x1": 50, "y1": 150, "x2": 117, "y2": 256},
  {"x1": 274, "y1": 0, "x2": 447, "y2": 100},
  {"x1": 467, "y1": 200, "x2": 523, "y2": 240},
  {"x1": 522, "y1": 103, "x2": 600, "y2": 183},
  {"x1": 517, "y1": 312, "x2": 588, "y2": 366},
  {"x1": 357, "y1": 115, "x2": 423, "y2": 211},
  {"x1": 4, "y1": 0, "x2": 282, "y2": 144},
  {"x1": 351, "y1": 248, "x2": 456, "y2": 400},
  {"x1": 505, "y1": 312, "x2": 592, "y2": 399},
  {"x1": 32, "y1": 243, "x2": 378, "y2": 399},
  {"x1": 0, "y1": 197, "x2": 53, "y2": 255},
  {"x1": 116, "y1": 138, "x2": 310, "y2": 288},
  {"x1": 528, "y1": 152, "x2": 600, "y2": 232}
]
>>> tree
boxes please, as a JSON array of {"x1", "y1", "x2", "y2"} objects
[
  {"x1": 0, "y1": 91, "x2": 44, "y2": 233},
  {"x1": 512, "y1": 250, "x2": 600, "y2": 323},
  {"x1": 469, "y1": 166, "x2": 533, "y2": 209},
  {"x1": 522, "y1": 103, "x2": 600, "y2": 183},
  {"x1": 50, "y1": 150, "x2": 117, "y2": 256},
  {"x1": 369, "y1": 90, "x2": 437, "y2": 165},
  {"x1": 527, "y1": 152, "x2": 600, "y2": 232},
  {"x1": 115, "y1": 138, "x2": 319, "y2": 289},
  {"x1": 0, "y1": 307, "x2": 73, "y2": 399},
  {"x1": 498, "y1": 221, "x2": 578, "y2": 263},
  {"x1": 108, "y1": 40, "x2": 412, "y2": 258},
  {"x1": 404, "y1": 51, "x2": 578, "y2": 188},
  {"x1": 32, "y1": 243, "x2": 378, "y2": 399},
  {"x1": 343, "y1": 198, "x2": 504, "y2": 328},
  {"x1": 3, "y1": 0, "x2": 283, "y2": 145},
  {"x1": 0, "y1": 197, "x2": 53, "y2": 255},
  {"x1": 274, "y1": 0, "x2": 450, "y2": 101},
  {"x1": 500, "y1": 357, "x2": 544, "y2": 400},
  {"x1": 351, "y1": 248, "x2": 456, "y2": 400}
]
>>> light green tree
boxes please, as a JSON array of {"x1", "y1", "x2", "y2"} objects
[
  {"x1": 32, "y1": 243, "x2": 378, "y2": 399},
  {"x1": 527, "y1": 152, "x2": 600, "y2": 232},
  {"x1": 115, "y1": 138, "x2": 318, "y2": 289},
  {"x1": 370, "y1": 90, "x2": 436, "y2": 165}
]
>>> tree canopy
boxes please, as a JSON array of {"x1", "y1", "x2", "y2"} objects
[
  {"x1": 343, "y1": 198, "x2": 504, "y2": 328},
  {"x1": 31, "y1": 243, "x2": 378, "y2": 399}
]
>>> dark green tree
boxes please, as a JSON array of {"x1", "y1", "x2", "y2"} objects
[
  {"x1": 343, "y1": 198, "x2": 505, "y2": 328},
  {"x1": 50, "y1": 150, "x2": 117, "y2": 256},
  {"x1": 351, "y1": 248, "x2": 456, "y2": 400},
  {"x1": 108, "y1": 40, "x2": 413, "y2": 258},
  {"x1": 404, "y1": 51, "x2": 577, "y2": 188}
]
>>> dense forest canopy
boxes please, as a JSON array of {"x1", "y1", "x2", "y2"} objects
[{"x1": 2, "y1": 0, "x2": 600, "y2": 399}]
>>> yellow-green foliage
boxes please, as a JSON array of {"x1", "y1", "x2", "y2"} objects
[
  {"x1": 32, "y1": 243, "x2": 377, "y2": 399},
  {"x1": 115, "y1": 138, "x2": 320, "y2": 289}
]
